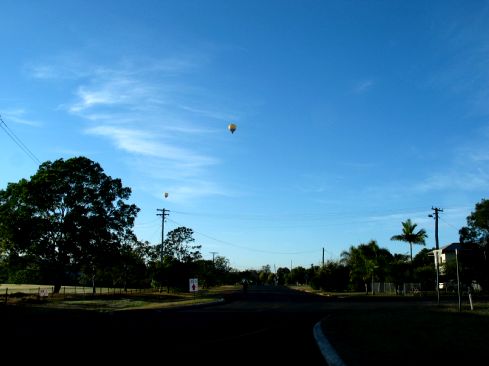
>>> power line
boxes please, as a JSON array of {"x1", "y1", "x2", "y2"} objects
[
  {"x1": 167, "y1": 217, "x2": 318, "y2": 255},
  {"x1": 0, "y1": 114, "x2": 41, "y2": 165},
  {"x1": 171, "y1": 206, "x2": 430, "y2": 221},
  {"x1": 439, "y1": 216, "x2": 460, "y2": 231},
  {"x1": 133, "y1": 217, "x2": 160, "y2": 228},
  {"x1": 170, "y1": 206, "x2": 433, "y2": 231}
]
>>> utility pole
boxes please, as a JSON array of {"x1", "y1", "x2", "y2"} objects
[
  {"x1": 430, "y1": 206, "x2": 443, "y2": 305},
  {"x1": 210, "y1": 251, "x2": 218, "y2": 265},
  {"x1": 156, "y1": 208, "x2": 170, "y2": 264},
  {"x1": 322, "y1": 247, "x2": 325, "y2": 267}
]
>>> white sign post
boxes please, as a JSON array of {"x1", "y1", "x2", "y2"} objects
[
  {"x1": 189, "y1": 278, "x2": 198, "y2": 293},
  {"x1": 39, "y1": 288, "x2": 49, "y2": 297}
]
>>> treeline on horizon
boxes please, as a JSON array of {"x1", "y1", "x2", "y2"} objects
[{"x1": 1, "y1": 156, "x2": 488, "y2": 293}]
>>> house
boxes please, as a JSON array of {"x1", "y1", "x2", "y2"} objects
[{"x1": 431, "y1": 242, "x2": 482, "y2": 291}]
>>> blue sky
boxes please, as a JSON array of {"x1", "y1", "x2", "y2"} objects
[{"x1": 1, "y1": 1, "x2": 489, "y2": 271}]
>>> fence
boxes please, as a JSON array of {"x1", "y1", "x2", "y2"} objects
[
  {"x1": 371, "y1": 282, "x2": 421, "y2": 295},
  {"x1": 0, "y1": 285, "x2": 155, "y2": 304}
]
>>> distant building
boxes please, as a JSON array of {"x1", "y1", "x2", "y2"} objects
[
  {"x1": 432, "y1": 242, "x2": 481, "y2": 290},
  {"x1": 433, "y1": 242, "x2": 479, "y2": 273}
]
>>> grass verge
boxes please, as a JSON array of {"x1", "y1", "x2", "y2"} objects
[
  {"x1": 320, "y1": 299, "x2": 489, "y2": 366},
  {"x1": 1, "y1": 285, "x2": 239, "y2": 311}
]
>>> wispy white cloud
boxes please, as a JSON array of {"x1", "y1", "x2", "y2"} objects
[
  {"x1": 454, "y1": 138, "x2": 489, "y2": 164},
  {"x1": 353, "y1": 79, "x2": 374, "y2": 94},
  {"x1": 425, "y1": 12, "x2": 489, "y2": 116},
  {"x1": 69, "y1": 77, "x2": 159, "y2": 113},
  {"x1": 414, "y1": 141, "x2": 489, "y2": 193},
  {"x1": 29, "y1": 65, "x2": 59, "y2": 79},
  {"x1": 127, "y1": 156, "x2": 233, "y2": 203},
  {"x1": 28, "y1": 51, "x2": 240, "y2": 204},
  {"x1": 85, "y1": 125, "x2": 218, "y2": 166},
  {"x1": 415, "y1": 170, "x2": 489, "y2": 192},
  {"x1": 2, "y1": 109, "x2": 41, "y2": 127},
  {"x1": 367, "y1": 209, "x2": 429, "y2": 223},
  {"x1": 25, "y1": 54, "x2": 93, "y2": 80},
  {"x1": 468, "y1": 151, "x2": 489, "y2": 162},
  {"x1": 164, "y1": 180, "x2": 228, "y2": 201},
  {"x1": 163, "y1": 124, "x2": 219, "y2": 135},
  {"x1": 143, "y1": 56, "x2": 205, "y2": 75},
  {"x1": 26, "y1": 50, "x2": 207, "y2": 81},
  {"x1": 177, "y1": 103, "x2": 237, "y2": 121}
]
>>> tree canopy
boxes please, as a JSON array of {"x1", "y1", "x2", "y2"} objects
[
  {"x1": 163, "y1": 226, "x2": 202, "y2": 263},
  {"x1": 341, "y1": 240, "x2": 392, "y2": 291},
  {"x1": 460, "y1": 198, "x2": 489, "y2": 246},
  {"x1": 0, "y1": 156, "x2": 140, "y2": 292}
]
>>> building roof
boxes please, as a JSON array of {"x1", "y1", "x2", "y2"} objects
[{"x1": 441, "y1": 242, "x2": 480, "y2": 253}]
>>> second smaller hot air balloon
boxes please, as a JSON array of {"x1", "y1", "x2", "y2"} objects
[
  {"x1": 164, "y1": 192, "x2": 169, "y2": 198},
  {"x1": 228, "y1": 123, "x2": 237, "y2": 134}
]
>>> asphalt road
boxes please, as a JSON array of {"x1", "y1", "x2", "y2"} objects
[{"x1": 2, "y1": 285, "x2": 330, "y2": 364}]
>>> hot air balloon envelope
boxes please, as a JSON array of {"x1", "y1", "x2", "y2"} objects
[
  {"x1": 164, "y1": 192, "x2": 169, "y2": 198},
  {"x1": 228, "y1": 123, "x2": 237, "y2": 134}
]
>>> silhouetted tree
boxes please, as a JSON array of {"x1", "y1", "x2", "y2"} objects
[
  {"x1": 0, "y1": 156, "x2": 139, "y2": 292},
  {"x1": 163, "y1": 226, "x2": 202, "y2": 262},
  {"x1": 341, "y1": 240, "x2": 385, "y2": 292},
  {"x1": 460, "y1": 199, "x2": 489, "y2": 246},
  {"x1": 276, "y1": 267, "x2": 290, "y2": 285}
]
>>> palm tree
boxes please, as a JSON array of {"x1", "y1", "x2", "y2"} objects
[{"x1": 391, "y1": 219, "x2": 428, "y2": 263}]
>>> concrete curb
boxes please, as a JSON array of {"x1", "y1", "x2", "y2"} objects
[
  {"x1": 154, "y1": 297, "x2": 225, "y2": 312},
  {"x1": 313, "y1": 322, "x2": 347, "y2": 366}
]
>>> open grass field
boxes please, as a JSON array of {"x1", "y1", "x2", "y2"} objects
[
  {"x1": 287, "y1": 285, "x2": 489, "y2": 365},
  {"x1": 320, "y1": 297, "x2": 489, "y2": 366},
  {"x1": 0, "y1": 283, "x2": 151, "y2": 296},
  {"x1": 0, "y1": 283, "x2": 237, "y2": 310}
]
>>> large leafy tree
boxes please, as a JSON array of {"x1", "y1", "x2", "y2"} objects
[
  {"x1": 208, "y1": 255, "x2": 232, "y2": 286},
  {"x1": 0, "y1": 156, "x2": 140, "y2": 292},
  {"x1": 276, "y1": 266, "x2": 290, "y2": 286},
  {"x1": 390, "y1": 219, "x2": 427, "y2": 263},
  {"x1": 387, "y1": 253, "x2": 410, "y2": 290},
  {"x1": 152, "y1": 226, "x2": 202, "y2": 291},
  {"x1": 163, "y1": 226, "x2": 202, "y2": 262},
  {"x1": 288, "y1": 266, "x2": 307, "y2": 285},
  {"x1": 310, "y1": 260, "x2": 349, "y2": 292},
  {"x1": 411, "y1": 248, "x2": 436, "y2": 290},
  {"x1": 459, "y1": 198, "x2": 489, "y2": 289},
  {"x1": 459, "y1": 198, "x2": 489, "y2": 246}
]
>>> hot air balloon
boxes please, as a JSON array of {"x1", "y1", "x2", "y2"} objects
[
  {"x1": 164, "y1": 192, "x2": 169, "y2": 198},
  {"x1": 228, "y1": 123, "x2": 237, "y2": 134}
]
